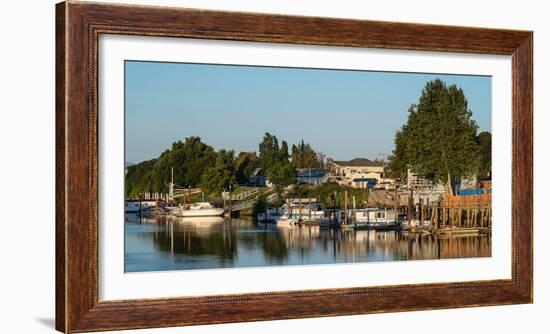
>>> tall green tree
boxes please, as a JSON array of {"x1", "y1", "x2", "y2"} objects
[
  {"x1": 258, "y1": 132, "x2": 280, "y2": 168},
  {"x1": 258, "y1": 133, "x2": 296, "y2": 186},
  {"x1": 200, "y1": 149, "x2": 237, "y2": 195},
  {"x1": 234, "y1": 152, "x2": 258, "y2": 185},
  {"x1": 267, "y1": 160, "x2": 296, "y2": 186},
  {"x1": 387, "y1": 131, "x2": 409, "y2": 180},
  {"x1": 125, "y1": 158, "x2": 157, "y2": 197},
  {"x1": 291, "y1": 140, "x2": 322, "y2": 168},
  {"x1": 390, "y1": 79, "x2": 479, "y2": 195},
  {"x1": 476, "y1": 131, "x2": 492, "y2": 179}
]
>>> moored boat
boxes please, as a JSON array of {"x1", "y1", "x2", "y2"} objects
[
  {"x1": 175, "y1": 202, "x2": 224, "y2": 217},
  {"x1": 275, "y1": 215, "x2": 298, "y2": 226},
  {"x1": 125, "y1": 199, "x2": 157, "y2": 213},
  {"x1": 352, "y1": 208, "x2": 402, "y2": 231}
]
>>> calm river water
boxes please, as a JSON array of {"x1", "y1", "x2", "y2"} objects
[{"x1": 124, "y1": 214, "x2": 491, "y2": 272}]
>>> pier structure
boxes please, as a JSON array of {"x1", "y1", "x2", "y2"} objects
[{"x1": 370, "y1": 189, "x2": 492, "y2": 235}]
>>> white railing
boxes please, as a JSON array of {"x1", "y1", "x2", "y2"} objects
[
  {"x1": 230, "y1": 199, "x2": 256, "y2": 211},
  {"x1": 230, "y1": 188, "x2": 259, "y2": 201}
]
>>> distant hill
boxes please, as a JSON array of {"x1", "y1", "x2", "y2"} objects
[{"x1": 125, "y1": 161, "x2": 135, "y2": 167}]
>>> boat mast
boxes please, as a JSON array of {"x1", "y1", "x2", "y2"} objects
[{"x1": 169, "y1": 167, "x2": 174, "y2": 201}]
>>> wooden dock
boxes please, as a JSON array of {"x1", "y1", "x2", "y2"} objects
[{"x1": 372, "y1": 190, "x2": 492, "y2": 235}]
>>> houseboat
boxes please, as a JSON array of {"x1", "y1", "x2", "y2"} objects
[
  {"x1": 319, "y1": 208, "x2": 401, "y2": 230},
  {"x1": 275, "y1": 214, "x2": 298, "y2": 226},
  {"x1": 352, "y1": 208, "x2": 401, "y2": 231}
]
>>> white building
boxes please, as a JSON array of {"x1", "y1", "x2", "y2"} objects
[
  {"x1": 406, "y1": 168, "x2": 434, "y2": 188},
  {"x1": 328, "y1": 158, "x2": 388, "y2": 188}
]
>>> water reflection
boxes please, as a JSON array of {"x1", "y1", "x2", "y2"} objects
[{"x1": 124, "y1": 215, "x2": 491, "y2": 272}]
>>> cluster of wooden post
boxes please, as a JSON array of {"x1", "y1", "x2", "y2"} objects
[
  {"x1": 437, "y1": 206, "x2": 492, "y2": 229},
  {"x1": 286, "y1": 188, "x2": 491, "y2": 231},
  {"x1": 405, "y1": 201, "x2": 492, "y2": 231},
  {"x1": 291, "y1": 194, "x2": 315, "y2": 223},
  {"x1": 395, "y1": 190, "x2": 492, "y2": 232},
  {"x1": 181, "y1": 187, "x2": 193, "y2": 208}
]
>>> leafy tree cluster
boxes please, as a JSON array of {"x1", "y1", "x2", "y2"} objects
[
  {"x1": 125, "y1": 158, "x2": 158, "y2": 197},
  {"x1": 234, "y1": 152, "x2": 259, "y2": 185},
  {"x1": 388, "y1": 79, "x2": 491, "y2": 194},
  {"x1": 476, "y1": 131, "x2": 492, "y2": 179},
  {"x1": 258, "y1": 133, "x2": 296, "y2": 186},
  {"x1": 200, "y1": 149, "x2": 237, "y2": 195},
  {"x1": 291, "y1": 140, "x2": 323, "y2": 168},
  {"x1": 126, "y1": 133, "x2": 326, "y2": 198},
  {"x1": 125, "y1": 137, "x2": 217, "y2": 197}
]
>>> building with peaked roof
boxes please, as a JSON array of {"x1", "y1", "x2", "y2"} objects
[
  {"x1": 249, "y1": 168, "x2": 267, "y2": 187},
  {"x1": 296, "y1": 168, "x2": 327, "y2": 185},
  {"x1": 331, "y1": 158, "x2": 379, "y2": 167},
  {"x1": 327, "y1": 158, "x2": 387, "y2": 188}
]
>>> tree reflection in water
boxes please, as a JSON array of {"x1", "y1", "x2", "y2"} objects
[{"x1": 124, "y1": 214, "x2": 491, "y2": 272}]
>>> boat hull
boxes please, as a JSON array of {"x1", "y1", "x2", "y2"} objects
[
  {"x1": 353, "y1": 222, "x2": 402, "y2": 231},
  {"x1": 176, "y1": 208, "x2": 224, "y2": 217}
]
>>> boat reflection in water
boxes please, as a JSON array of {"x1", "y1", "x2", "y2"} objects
[{"x1": 124, "y1": 215, "x2": 491, "y2": 272}]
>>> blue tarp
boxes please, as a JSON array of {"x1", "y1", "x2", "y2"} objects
[
  {"x1": 457, "y1": 188, "x2": 485, "y2": 196},
  {"x1": 353, "y1": 178, "x2": 378, "y2": 187}
]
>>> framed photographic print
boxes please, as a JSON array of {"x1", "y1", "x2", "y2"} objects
[{"x1": 56, "y1": 1, "x2": 533, "y2": 332}]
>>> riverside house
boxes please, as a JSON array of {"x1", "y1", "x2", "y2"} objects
[
  {"x1": 296, "y1": 168, "x2": 328, "y2": 185},
  {"x1": 249, "y1": 168, "x2": 268, "y2": 187},
  {"x1": 328, "y1": 158, "x2": 386, "y2": 188}
]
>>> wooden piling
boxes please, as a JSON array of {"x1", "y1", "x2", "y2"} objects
[
  {"x1": 344, "y1": 190, "x2": 348, "y2": 225},
  {"x1": 308, "y1": 197, "x2": 312, "y2": 221},
  {"x1": 408, "y1": 188, "x2": 413, "y2": 225},
  {"x1": 298, "y1": 192, "x2": 302, "y2": 223},
  {"x1": 394, "y1": 187, "x2": 398, "y2": 227},
  {"x1": 420, "y1": 200, "x2": 424, "y2": 226},
  {"x1": 287, "y1": 198, "x2": 292, "y2": 220},
  {"x1": 352, "y1": 195, "x2": 356, "y2": 227},
  {"x1": 333, "y1": 191, "x2": 337, "y2": 224}
]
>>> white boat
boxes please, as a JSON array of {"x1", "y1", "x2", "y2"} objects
[
  {"x1": 125, "y1": 200, "x2": 157, "y2": 213},
  {"x1": 275, "y1": 215, "x2": 298, "y2": 226},
  {"x1": 352, "y1": 208, "x2": 401, "y2": 230},
  {"x1": 175, "y1": 202, "x2": 224, "y2": 217}
]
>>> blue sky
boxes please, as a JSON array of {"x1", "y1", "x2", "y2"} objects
[{"x1": 125, "y1": 61, "x2": 491, "y2": 164}]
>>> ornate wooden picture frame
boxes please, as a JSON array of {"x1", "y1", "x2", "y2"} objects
[{"x1": 56, "y1": 1, "x2": 532, "y2": 332}]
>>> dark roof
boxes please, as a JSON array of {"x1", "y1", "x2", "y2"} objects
[
  {"x1": 250, "y1": 168, "x2": 265, "y2": 177},
  {"x1": 296, "y1": 168, "x2": 327, "y2": 177},
  {"x1": 331, "y1": 158, "x2": 378, "y2": 167}
]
